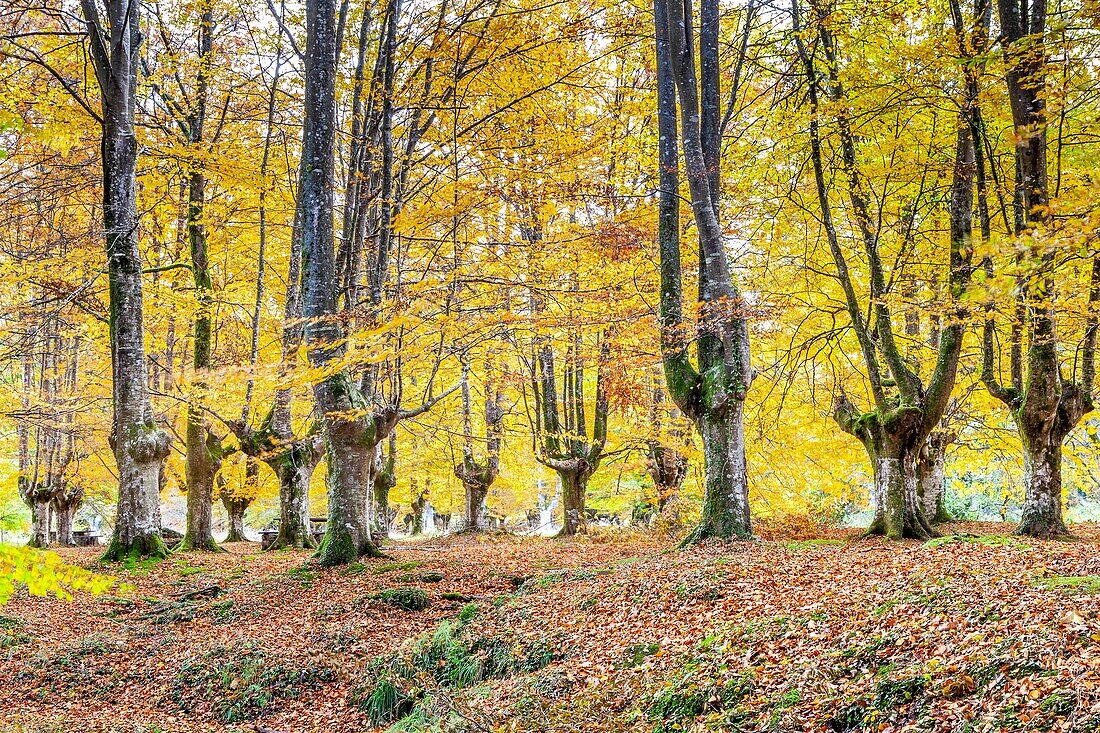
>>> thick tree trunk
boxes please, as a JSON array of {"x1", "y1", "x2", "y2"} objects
[
  {"x1": 865, "y1": 442, "x2": 935, "y2": 540},
  {"x1": 104, "y1": 428, "x2": 171, "y2": 561},
  {"x1": 55, "y1": 503, "x2": 75, "y2": 547},
  {"x1": 266, "y1": 440, "x2": 322, "y2": 549},
  {"x1": 917, "y1": 432, "x2": 953, "y2": 524},
  {"x1": 654, "y1": 0, "x2": 753, "y2": 545},
  {"x1": 52, "y1": 485, "x2": 83, "y2": 546},
  {"x1": 222, "y1": 495, "x2": 248, "y2": 542},
  {"x1": 29, "y1": 496, "x2": 50, "y2": 548},
  {"x1": 555, "y1": 467, "x2": 589, "y2": 537},
  {"x1": 297, "y1": 0, "x2": 383, "y2": 566},
  {"x1": 182, "y1": 426, "x2": 222, "y2": 551},
  {"x1": 1016, "y1": 422, "x2": 1070, "y2": 538},
  {"x1": 315, "y1": 424, "x2": 380, "y2": 565},
  {"x1": 682, "y1": 405, "x2": 751, "y2": 542},
  {"x1": 462, "y1": 481, "x2": 489, "y2": 532}
]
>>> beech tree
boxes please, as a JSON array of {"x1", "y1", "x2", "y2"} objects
[
  {"x1": 792, "y1": 0, "x2": 978, "y2": 539},
  {"x1": 81, "y1": 0, "x2": 171, "y2": 561},
  {"x1": 454, "y1": 360, "x2": 504, "y2": 532},
  {"x1": 530, "y1": 335, "x2": 609, "y2": 536},
  {"x1": 653, "y1": 0, "x2": 754, "y2": 542},
  {"x1": 979, "y1": 0, "x2": 1096, "y2": 538}
]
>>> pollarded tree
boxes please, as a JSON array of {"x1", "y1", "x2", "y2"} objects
[
  {"x1": 652, "y1": 0, "x2": 755, "y2": 542},
  {"x1": 16, "y1": 328, "x2": 82, "y2": 547},
  {"x1": 530, "y1": 335, "x2": 610, "y2": 537},
  {"x1": 81, "y1": 0, "x2": 171, "y2": 561},
  {"x1": 454, "y1": 360, "x2": 504, "y2": 532},
  {"x1": 296, "y1": 0, "x2": 456, "y2": 566},
  {"x1": 979, "y1": 0, "x2": 1096, "y2": 538},
  {"x1": 792, "y1": 0, "x2": 980, "y2": 539},
  {"x1": 222, "y1": 8, "x2": 325, "y2": 551}
]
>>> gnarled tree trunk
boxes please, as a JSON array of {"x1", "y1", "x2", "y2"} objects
[
  {"x1": 454, "y1": 362, "x2": 504, "y2": 532},
  {"x1": 182, "y1": 427, "x2": 227, "y2": 551},
  {"x1": 52, "y1": 484, "x2": 84, "y2": 546},
  {"x1": 371, "y1": 433, "x2": 397, "y2": 540}
]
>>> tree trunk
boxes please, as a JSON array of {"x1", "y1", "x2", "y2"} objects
[
  {"x1": 371, "y1": 438, "x2": 397, "y2": 541},
  {"x1": 266, "y1": 439, "x2": 322, "y2": 549},
  {"x1": 182, "y1": 3, "x2": 219, "y2": 553},
  {"x1": 1016, "y1": 419, "x2": 1070, "y2": 538},
  {"x1": 411, "y1": 486, "x2": 427, "y2": 535},
  {"x1": 297, "y1": 0, "x2": 383, "y2": 566},
  {"x1": 222, "y1": 494, "x2": 249, "y2": 543},
  {"x1": 865, "y1": 439, "x2": 934, "y2": 540},
  {"x1": 653, "y1": 0, "x2": 754, "y2": 544},
  {"x1": 29, "y1": 495, "x2": 50, "y2": 548},
  {"x1": 55, "y1": 502, "x2": 75, "y2": 547},
  {"x1": 52, "y1": 485, "x2": 84, "y2": 546},
  {"x1": 315, "y1": 419, "x2": 380, "y2": 566},
  {"x1": 682, "y1": 405, "x2": 751, "y2": 542},
  {"x1": 461, "y1": 480, "x2": 489, "y2": 532},
  {"x1": 104, "y1": 428, "x2": 171, "y2": 561},
  {"x1": 83, "y1": 0, "x2": 170, "y2": 562},
  {"x1": 917, "y1": 432, "x2": 953, "y2": 524},
  {"x1": 555, "y1": 466, "x2": 589, "y2": 537},
  {"x1": 182, "y1": 426, "x2": 223, "y2": 551}
]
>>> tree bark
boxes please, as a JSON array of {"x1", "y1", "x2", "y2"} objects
[
  {"x1": 454, "y1": 362, "x2": 503, "y2": 532},
  {"x1": 182, "y1": 427, "x2": 225, "y2": 551},
  {"x1": 555, "y1": 462, "x2": 593, "y2": 537},
  {"x1": 1014, "y1": 410, "x2": 1075, "y2": 538},
  {"x1": 267, "y1": 437, "x2": 323, "y2": 549},
  {"x1": 682, "y1": 405, "x2": 750, "y2": 542},
  {"x1": 221, "y1": 492, "x2": 249, "y2": 543},
  {"x1": 82, "y1": 0, "x2": 171, "y2": 562},
  {"x1": 52, "y1": 484, "x2": 84, "y2": 546},
  {"x1": 371, "y1": 435, "x2": 397, "y2": 541},
  {"x1": 646, "y1": 443, "x2": 687, "y2": 513},
  {"x1": 27, "y1": 494, "x2": 51, "y2": 548},
  {"x1": 917, "y1": 431, "x2": 954, "y2": 524},
  {"x1": 182, "y1": 1, "x2": 222, "y2": 552}
]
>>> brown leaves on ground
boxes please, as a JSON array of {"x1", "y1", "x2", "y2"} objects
[{"x1": 2, "y1": 522, "x2": 1099, "y2": 733}]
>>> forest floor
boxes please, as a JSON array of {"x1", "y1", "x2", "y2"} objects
[{"x1": 2, "y1": 521, "x2": 1100, "y2": 733}]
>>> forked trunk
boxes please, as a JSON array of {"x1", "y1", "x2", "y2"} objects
[
  {"x1": 867, "y1": 444, "x2": 936, "y2": 540},
  {"x1": 462, "y1": 481, "x2": 489, "y2": 532},
  {"x1": 221, "y1": 491, "x2": 250, "y2": 543},
  {"x1": 182, "y1": 423, "x2": 222, "y2": 551},
  {"x1": 55, "y1": 503, "x2": 75, "y2": 546},
  {"x1": 53, "y1": 487, "x2": 83, "y2": 546},
  {"x1": 683, "y1": 405, "x2": 751, "y2": 542}
]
